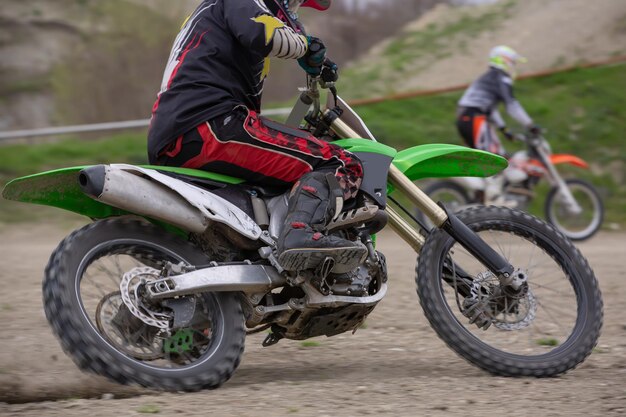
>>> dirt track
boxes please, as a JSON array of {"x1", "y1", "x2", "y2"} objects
[{"x1": 0, "y1": 224, "x2": 624, "y2": 417}]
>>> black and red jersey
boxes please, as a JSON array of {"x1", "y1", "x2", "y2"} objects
[{"x1": 148, "y1": 0, "x2": 308, "y2": 160}]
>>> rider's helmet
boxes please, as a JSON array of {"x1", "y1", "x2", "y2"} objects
[
  {"x1": 489, "y1": 45, "x2": 526, "y2": 79},
  {"x1": 267, "y1": 1, "x2": 331, "y2": 32},
  {"x1": 288, "y1": 0, "x2": 332, "y2": 12}
]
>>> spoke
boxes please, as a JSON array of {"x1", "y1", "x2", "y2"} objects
[
  {"x1": 529, "y1": 281, "x2": 570, "y2": 295},
  {"x1": 526, "y1": 256, "x2": 559, "y2": 272},
  {"x1": 109, "y1": 255, "x2": 128, "y2": 280},
  {"x1": 95, "y1": 262, "x2": 124, "y2": 288},
  {"x1": 525, "y1": 239, "x2": 538, "y2": 270},
  {"x1": 182, "y1": 351, "x2": 196, "y2": 365},
  {"x1": 533, "y1": 277, "x2": 571, "y2": 289},
  {"x1": 535, "y1": 299, "x2": 573, "y2": 340},
  {"x1": 487, "y1": 230, "x2": 508, "y2": 259},
  {"x1": 453, "y1": 246, "x2": 479, "y2": 266},
  {"x1": 534, "y1": 299, "x2": 577, "y2": 319},
  {"x1": 84, "y1": 272, "x2": 110, "y2": 298}
]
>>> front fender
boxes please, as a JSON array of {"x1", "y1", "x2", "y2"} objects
[
  {"x1": 393, "y1": 144, "x2": 508, "y2": 181},
  {"x1": 550, "y1": 154, "x2": 589, "y2": 169}
]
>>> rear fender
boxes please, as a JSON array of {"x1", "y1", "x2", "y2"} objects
[
  {"x1": 393, "y1": 144, "x2": 508, "y2": 181},
  {"x1": 2, "y1": 164, "x2": 262, "y2": 240},
  {"x1": 2, "y1": 166, "x2": 125, "y2": 219},
  {"x1": 550, "y1": 154, "x2": 589, "y2": 169}
]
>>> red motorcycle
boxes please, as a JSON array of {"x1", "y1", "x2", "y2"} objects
[{"x1": 422, "y1": 133, "x2": 604, "y2": 241}]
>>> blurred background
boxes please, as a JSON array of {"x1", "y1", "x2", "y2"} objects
[{"x1": 1, "y1": 0, "x2": 624, "y2": 226}]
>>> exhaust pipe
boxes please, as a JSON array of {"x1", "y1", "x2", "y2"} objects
[{"x1": 79, "y1": 165, "x2": 209, "y2": 233}]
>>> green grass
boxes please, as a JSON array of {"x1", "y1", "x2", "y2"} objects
[
  {"x1": 353, "y1": 63, "x2": 626, "y2": 225},
  {"x1": 137, "y1": 404, "x2": 160, "y2": 414},
  {"x1": 0, "y1": 132, "x2": 147, "y2": 180},
  {"x1": 300, "y1": 341, "x2": 321, "y2": 348},
  {"x1": 0, "y1": 132, "x2": 147, "y2": 223},
  {"x1": 536, "y1": 338, "x2": 559, "y2": 347}
]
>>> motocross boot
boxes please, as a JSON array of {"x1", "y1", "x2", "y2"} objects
[{"x1": 277, "y1": 171, "x2": 367, "y2": 273}]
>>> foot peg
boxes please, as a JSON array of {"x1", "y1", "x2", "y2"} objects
[
  {"x1": 316, "y1": 257, "x2": 335, "y2": 281},
  {"x1": 262, "y1": 327, "x2": 285, "y2": 347}
]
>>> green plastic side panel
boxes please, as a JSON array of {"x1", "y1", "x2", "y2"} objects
[
  {"x1": 392, "y1": 144, "x2": 508, "y2": 180},
  {"x1": 332, "y1": 139, "x2": 397, "y2": 158},
  {"x1": 2, "y1": 165, "x2": 244, "y2": 218}
]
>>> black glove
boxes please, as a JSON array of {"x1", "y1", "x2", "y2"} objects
[
  {"x1": 298, "y1": 36, "x2": 326, "y2": 76},
  {"x1": 320, "y1": 58, "x2": 339, "y2": 83},
  {"x1": 528, "y1": 124, "x2": 542, "y2": 137},
  {"x1": 499, "y1": 126, "x2": 514, "y2": 141}
]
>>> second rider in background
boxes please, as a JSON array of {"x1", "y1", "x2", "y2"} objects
[{"x1": 456, "y1": 45, "x2": 540, "y2": 204}]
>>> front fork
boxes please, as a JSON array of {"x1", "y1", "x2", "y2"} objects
[
  {"x1": 387, "y1": 165, "x2": 515, "y2": 281},
  {"x1": 330, "y1": 112, "x2": 516, "y2": 282},
  {"x1": 535, "y1": 146, "x2": 582, "y2": 215}
]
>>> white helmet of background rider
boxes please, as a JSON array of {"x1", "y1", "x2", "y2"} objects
[
  {"x1": 489, "y1": 45, "x2": 527, "y2": 79},
  {"x1": 287, "y1": 0, "x2": 332, "y2": 12}
]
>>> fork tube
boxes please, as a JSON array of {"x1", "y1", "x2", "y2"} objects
[
  {"x1": 536, "y1": 147, "x2": 582, "y2": 213},
  {"x1": 388, "y1": 165, "x2": 448, "y2": 227},
  {"x1": 386, "y1": 206, "x2": 425, "y2": 253},
  {"x1": 331, "y1": 118, "x2": 361, "y2": 139},
  {"x1": 387, "y1": 166, "x2": 513, "y2": 277}
]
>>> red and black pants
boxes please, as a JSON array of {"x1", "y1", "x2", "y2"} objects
[
  {"x1": 152, "y1": 107, "x2": 363, "y2": 200},
  {"x1": 456, "y1": 107, "x2": 504, "y2": 156}
]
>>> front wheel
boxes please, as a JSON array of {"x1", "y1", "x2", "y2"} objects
[
  {"x1": 545, "y1": 178, "x2": 604, "y2": 241},
  {"x1": 43, "y1": 218, "x2": 246, "y2": 391},
  {"x1": 417, "y1": 206, "x2": 603, "y2": 377}
]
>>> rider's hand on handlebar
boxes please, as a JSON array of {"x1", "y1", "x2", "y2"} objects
[
  {"x1": 527, "y1": 124, "x2": 543, "y2": 137},
  {"x1": 320, "y1": 58, "x2": 339, "y2": 83},
  {"x1": 298, "y1": 36, "x2": 326, "y2": 76}
]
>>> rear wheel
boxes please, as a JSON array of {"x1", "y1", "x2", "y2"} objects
[
  {"x1": 417, "y1": 206, "x2": 603, "y2": 377},
  {"x1": 43, "y1": 218, "x2": 246, "y2": 391},
  {"x1": 545, "y1": 178, "x2": 603, "y2": 241}
]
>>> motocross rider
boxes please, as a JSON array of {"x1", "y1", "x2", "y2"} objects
[
  {"x1": 147, "y1": 0, "x2": 366, "y2": 272},
  {"x1": 456, "y1": 46, "x2": 540, "y2": 203}
]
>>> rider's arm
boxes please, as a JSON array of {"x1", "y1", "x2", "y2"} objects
[
  {"x1": 498, "y1": 75, "x2": 534, "y2": 127},
  {"x1": 224, "y1": 0, "x2": 308, "y2": 59},
  {"x1": 489, "y1": 108, "x2": 506, "y2": 129}
]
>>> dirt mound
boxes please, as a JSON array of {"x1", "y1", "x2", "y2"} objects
[{"x1": 343, "y1": 0, "x2": 626, "y2": 97}]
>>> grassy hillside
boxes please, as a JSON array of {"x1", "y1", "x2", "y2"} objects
[
  {"x1": 1, "y1": 63, "x2": 624, "y2": 226},
  {"x1": 340, "y1": 0, "x2": 626, "y2": 99},
  {"x1": 354, "y1": 62, "x2": 626, "y2": 226}
]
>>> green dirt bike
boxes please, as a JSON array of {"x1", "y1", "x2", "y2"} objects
[{"x1": 2, "y1": 73, "x2": 603, "y2": 391}]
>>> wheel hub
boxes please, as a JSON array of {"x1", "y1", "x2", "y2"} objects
[
  {"x1": 120, "y1": 266, "x2": 171, "y2": 330},
  {"x1": 464, "y1": 270, "x2": 537, "y2": 330},
  {"x1": 95, "y1": 291, "x2": 164, "y2": 360}
]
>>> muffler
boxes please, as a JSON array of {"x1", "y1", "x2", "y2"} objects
[{"x1": 79, "y1": 165, "x2": 210, "y2": 233}]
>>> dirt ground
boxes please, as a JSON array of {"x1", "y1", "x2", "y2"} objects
[{"x1": 0, "y1": 223, "x2": 624, "y2": 417}]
